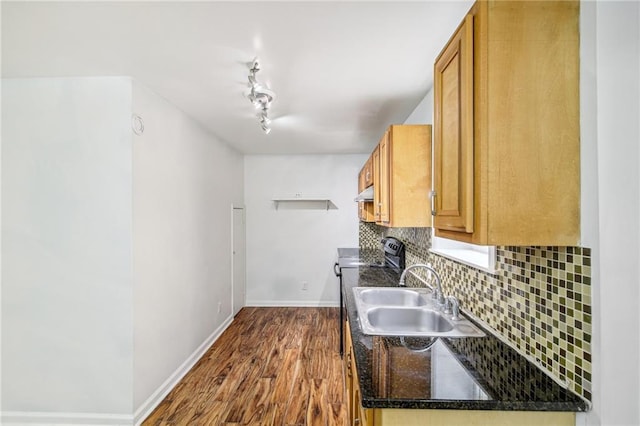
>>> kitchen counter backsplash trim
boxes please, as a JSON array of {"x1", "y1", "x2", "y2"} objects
[{"x1": 359, "y1": 222, "x2": 592, "y2": 402}]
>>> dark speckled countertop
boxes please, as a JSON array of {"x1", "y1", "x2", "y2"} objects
[{"x1": 341, "y1": 266, "x2": 588, "y2": 412}]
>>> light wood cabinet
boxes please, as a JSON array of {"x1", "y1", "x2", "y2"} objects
[
  {"x1": 358, "y1": 160, "x2": 375, "y2": 223},
  {"x1": 377, "y1": 130, "x2": 390, "y2": 223},
  {"x1": 433, "y1": 14, "x2": 474, "y2": 235},
  {"x1": 344, "y1": 319, "x2": 373, "y2": 426},
  {"x1": 363, "y1": 155, "x2": 374, "y2": 188},
  {"x1": 372, "y1": 146, "x2": 381, "y2": 222},
  {"x1": 370, "y1": 409, "x2": 574, "y2": 426},
  {"x1": 359, "y1": 201, "x2": 375, "y2": 223},
  {"x1": 344, "y1": 321, "x2": 353, "y2": 422},
  {"x1": 371, "y1": 125, "x2": 432, "y2": 228},
  {"x1": 358, "y1": 155, "x2": 374, "y2": 192},
  {"x1": 433, "y1": 0, "x2": 580, "y2": 246}
]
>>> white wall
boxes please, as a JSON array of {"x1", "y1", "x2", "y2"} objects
[
  {"x1": 0, "y1": 76, "x2": 244, "y2": 424},
  {"x1": 132, "y1": 82, "x2": 244, "y2": 417},
  {"x1": 403, "y1": 89, "x2": 433, "y2": 125},
  {"x1": 244, "y1": 155, "x2": 366, "y2": 306},
  {"x1": 586, "y1": 2, "x2": 640, "y2": 425},
  {"x1": 578, "y1": 3, "x2": 600, "y2": 424},
  {"x1": 1, "y1": 77, "x2": 134, "y2": 421}
]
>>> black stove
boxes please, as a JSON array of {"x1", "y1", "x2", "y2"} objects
[{"x1": 380, "y1": 237, "x2": 406, "y2": 270}]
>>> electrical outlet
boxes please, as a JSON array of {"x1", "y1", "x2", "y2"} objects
[
  {"x1": 302, "y1": 281, "x2": 308, "y2": 291},
  {"x1": 217, "y1": 302, "x2": 222, "y2": 313}
]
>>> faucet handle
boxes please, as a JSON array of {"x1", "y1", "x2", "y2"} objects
[
  {"x1": 445, "y1": 296, "x2": 460, "y2": 321},
  {"x1": 434, "y1": 288, "x2": 446, "y2": 307}
]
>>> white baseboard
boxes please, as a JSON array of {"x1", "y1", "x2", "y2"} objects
[
  {"x1": 245, "y1": 300, "x2": 339, "y2": 307},
  {"x1": 1, "y1": 317, "x2": 235, "y2": 426},
  {"x1": 133, "y1": 314, "x2": 234, "y2": 425},
  {"x1": 0, "y1": 411, "x2": 133, "y2": 425}
]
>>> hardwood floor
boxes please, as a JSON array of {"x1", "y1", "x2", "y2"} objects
[{"x1": 143, "y1": 307, "x2": 348, "y2": 426}]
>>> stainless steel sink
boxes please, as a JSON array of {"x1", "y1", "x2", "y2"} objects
[
  {"x1": 367, "y1": 307, "x2": 454, "y2": 333},
  {"x1": 357, "y1": 287, "x2": 429, "y2": 306},
  {"x1": 352, "y1": 287, "x2": 485, "y2": 338}
]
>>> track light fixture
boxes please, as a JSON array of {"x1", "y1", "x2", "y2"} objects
[
  {"x1": 259, "y1": 112, "x2": 271, "y2": 126},
  {"x1": 247, "y1": 58, "x2": 274, "y2": 134}
]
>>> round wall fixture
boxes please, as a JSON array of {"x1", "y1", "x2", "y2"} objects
[{"x1": 132, "y1": 114, "x2": 145, "y2": 135}]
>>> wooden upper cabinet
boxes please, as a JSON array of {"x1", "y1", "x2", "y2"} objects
[
  {"x1": 359, "y1": 157, "x2": 373, "y2": 192},
  {"x1": 376, "y1": 125, "x2": 432, "y2": 228},
  {"x1": 434, "y1": 15, "x2": 474, "y2": 234},
  {"x1": 363, "y1": 155, "x2": 374, "y2": 188},
  {"x1": 372, "y1": 145, "x2": 381, "y2": 222},
  {"x1": 433, "y1": 0, "x2": 580, "y2": 246},
  {"x1": 378, "y1": 130, "x2": 390, "y2": 223},
  {"x1": 357, "y1": 154, "x2": 375, "y2": 222}
]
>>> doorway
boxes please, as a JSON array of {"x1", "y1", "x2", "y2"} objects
[{"x1": 232, "y1": 206, "x2": 246, "y2": 316}]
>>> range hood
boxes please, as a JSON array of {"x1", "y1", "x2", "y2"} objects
[{"x1": 354, "y1": 186, "x2": 374, "y2": 202}]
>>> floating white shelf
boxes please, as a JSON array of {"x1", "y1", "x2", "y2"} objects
[{"x1": 271, "y1": 198, "x2": 336, "y2": 210}]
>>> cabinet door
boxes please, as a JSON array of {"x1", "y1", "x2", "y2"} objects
[
  {"x1": 434, "y1": 14, "x2": 474, "y2": 233},
  {"x1": 364, "y1": 155, "x2": 374, "y2": 187},
  {"x1": 344, "y1": 319, "x2": 354, "y2": 423},
  {"x1": 378, "y1": 131, "x2": 390, "y2": 224},
  {"x1": 349, "y1": 331, "x2": 373, "y2": 426},
  {"x1": 372, "y1": 146, "x2": 381, "y2": 221}
]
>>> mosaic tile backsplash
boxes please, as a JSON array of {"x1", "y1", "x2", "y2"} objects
[{"x1": 360, "y1": 222, "x2": 592, "y2": 402}]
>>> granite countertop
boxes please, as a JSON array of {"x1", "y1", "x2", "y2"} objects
[{"x1": 341, "y1": 266, "x2": 588, "y2": 412}]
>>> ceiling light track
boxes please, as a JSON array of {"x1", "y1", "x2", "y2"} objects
[{"x1": 247, "y1": 58, "x2": 275, "y2": 134}]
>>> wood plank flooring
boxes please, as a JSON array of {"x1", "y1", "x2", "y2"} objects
[{"x1": 143, "y1": 307, "x2": 347, "y2": 426}]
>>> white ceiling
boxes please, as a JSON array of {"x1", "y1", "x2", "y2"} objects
[{"x1": 2, "y1": 1, "x2": 472, "y2": 154}]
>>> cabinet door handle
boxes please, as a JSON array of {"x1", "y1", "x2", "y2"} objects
[{"x1": 429, "y1": 190, "x2": 437, "y2": 216}]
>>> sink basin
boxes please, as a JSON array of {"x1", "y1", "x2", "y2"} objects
[
  {"x1": 352, "y1": 287, "x2": 485, "y2": 338},
  {"x1": 367, "y1": 307, "x2": 454, "y2": 333},
  {"x1": 357, "y1": 288, "x2": 429, "y2": 306}
]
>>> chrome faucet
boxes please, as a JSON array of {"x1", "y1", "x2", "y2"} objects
[{"x1": 398, "y1": 264, "x2": 445, "y2": 306}]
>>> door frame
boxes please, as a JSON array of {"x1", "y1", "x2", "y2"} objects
[{"x1": 231, "y1": 205, "x2": 246, "y2": 316}]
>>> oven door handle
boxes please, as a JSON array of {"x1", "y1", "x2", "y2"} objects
[{"x1": 333, "y1": 262, "x2": 341, "y2": 277}]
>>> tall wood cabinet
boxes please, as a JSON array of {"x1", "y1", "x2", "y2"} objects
[
  {"x1": 433, "y1": 0, "x2": 580, "y2": 246},
  {"x1": 433, "y1": 15, "x2": 474, "y2": 235}
]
